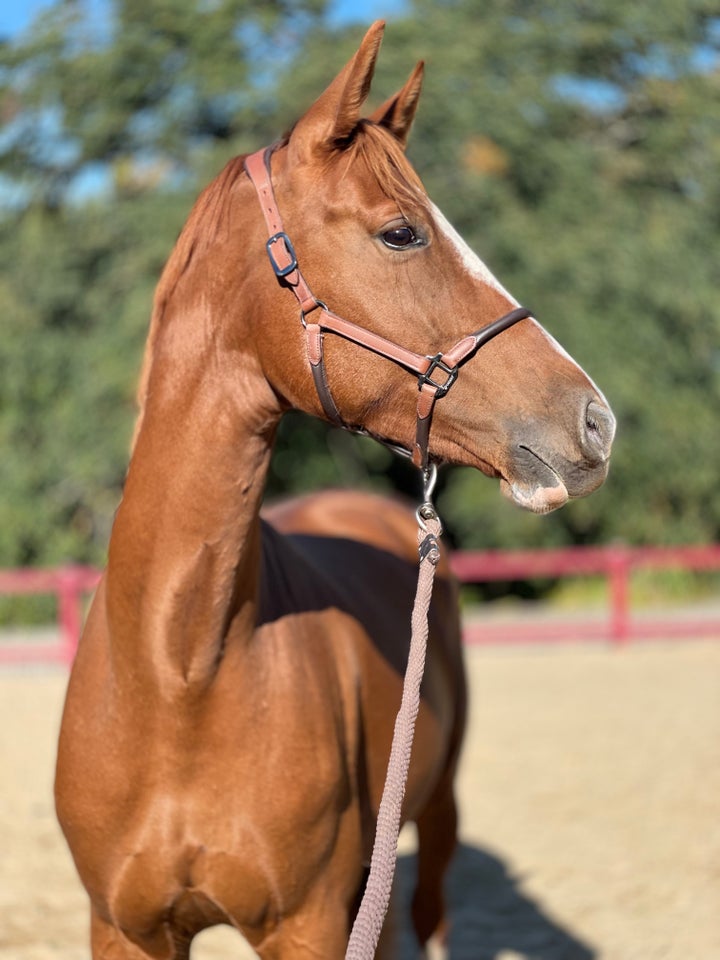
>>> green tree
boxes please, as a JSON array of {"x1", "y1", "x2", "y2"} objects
[
  {"x1": 1, "y1": 0, "x2": 719, "y2": 576},
  {"x1": 0, "y1": 0, "x2": 327, "y2": 568},
  {"x1": 0, "y1": 0, "x2": 326, "y2": 206}
]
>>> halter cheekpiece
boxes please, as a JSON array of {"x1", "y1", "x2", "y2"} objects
[{"x1": 244, "y1": 144, "x2": 532, "y2": 474}]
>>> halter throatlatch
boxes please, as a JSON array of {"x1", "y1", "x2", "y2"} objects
[{"x1": 244, "y1": 145, "x2": 531, "y2": 475}]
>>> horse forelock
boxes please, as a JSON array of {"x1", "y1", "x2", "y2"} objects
[{"x1": 350, "y1": 120, "x2": 427, "y2": 213}]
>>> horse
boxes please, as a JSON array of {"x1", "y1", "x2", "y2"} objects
[{"x1": 55, "y1": 20, "x2": 615, "y2": 960}]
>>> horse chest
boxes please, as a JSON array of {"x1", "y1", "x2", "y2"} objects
[
  {"x1": 63, "y1": 653, "x2": 360, "y2": 930},
  {"x1": 82, "y1": 734, "x2": 358, "y2": 948},
  {"x1": 104, "y1": 804, "x2": 332, "y2": 936}
]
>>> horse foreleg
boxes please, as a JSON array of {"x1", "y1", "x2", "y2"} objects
[
  {"x1": 90, "y1": 908, "x2": 190, "y2": 960},
  {"x1": 410, "y1": 784, "x2": 458, "y2": 956},
  {"x1": 243, "y1": 901, "x2": 347, "y2": 959}
]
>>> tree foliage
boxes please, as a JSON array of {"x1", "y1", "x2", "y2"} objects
[{"x1": 1, "y1": 0, "x2": 719, "y2": 569}]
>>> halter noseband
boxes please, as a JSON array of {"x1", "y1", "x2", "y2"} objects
[{"x1": 244, "y1": 145, "x2": 531, "y2": 474}]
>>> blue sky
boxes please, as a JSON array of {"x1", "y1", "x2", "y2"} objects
[
  {"x1": 0, "y1": 0, "x2": 407, "y2": 37},
  {"x1": 0, "y1": 0, "x2": 49, "y2": 36}
]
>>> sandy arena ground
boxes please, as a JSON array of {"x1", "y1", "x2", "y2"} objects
[{"x1": 1, "y1": 637, "x2": 719, "y2": 960}]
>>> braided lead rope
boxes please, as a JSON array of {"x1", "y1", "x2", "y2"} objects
[{"x1": 345, "y1": 505, "x2": 443, "y2": 960}]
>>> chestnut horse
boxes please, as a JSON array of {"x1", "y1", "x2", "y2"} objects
[{"x1": 56, "y1": 21, "x2": 614, "y2": 960}]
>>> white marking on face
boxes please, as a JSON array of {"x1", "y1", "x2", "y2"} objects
[
  {"x1": 430, "y1": 202, "x2": 519, "y2": 304},
  {"x1": 430, "y1": 202, "x2": 607, "y2": 398}
]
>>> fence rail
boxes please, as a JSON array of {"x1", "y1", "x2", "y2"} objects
[
  {"x1": 450, "y1": 543, "x2": 720, "y2": 645},
  {"x1": 0, "y1": 566, "x2": 100, "y2": 664},
  {"x1": 1, "y1": 543, "x2": 719, "y2": 664}
]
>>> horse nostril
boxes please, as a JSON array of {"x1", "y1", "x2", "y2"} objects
[{"x1": 583, "y1": 399, "x2": 615, "y2": 461}]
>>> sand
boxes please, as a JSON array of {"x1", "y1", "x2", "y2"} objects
[{"x1": 1, "y1": 638, "x2": 718, "y2": 959}]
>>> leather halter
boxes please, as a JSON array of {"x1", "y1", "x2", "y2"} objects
[{"x1": 244, "y1": 145, "x2": 531, "y2": 473}]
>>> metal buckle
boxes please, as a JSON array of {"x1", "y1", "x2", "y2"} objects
[
  {"x1": 266, "y1": 232, "x2": 298, "y2": 279},
  {"x1": 418, "y1": 354, "x2": 458, "y2": 398},
  {"x1": 416, "y1": 464, "x2": 443, "y2": 547}
]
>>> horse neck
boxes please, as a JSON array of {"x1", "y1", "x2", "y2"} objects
[{"x1": 105, "y1": 279, "x2": 280, "y2": 692}]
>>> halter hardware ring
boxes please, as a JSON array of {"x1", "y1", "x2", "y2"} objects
[
  {"x1": 299, "y1": 299, "x2": 328, "y2": 328},
  {"x1": 266, "y1": 232, "x2": 298, "y2": 279},
  {"x1": 418, "y1": 354, "x2": 458, "y2": 398}
]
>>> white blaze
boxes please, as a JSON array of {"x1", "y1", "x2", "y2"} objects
[
  {"x1": 430, "y1": 202, "x2": 609, "y2": 402},
  {"x1": 430, "y1": 202, "x2": 520, "y2": 304}
]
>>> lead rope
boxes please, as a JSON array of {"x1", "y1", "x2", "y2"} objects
[{"x1": 345, "y1": 466, "x2": 442, "y2": 960}]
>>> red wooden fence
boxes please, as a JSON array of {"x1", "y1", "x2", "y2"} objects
[
  {"x1": 450, "y1": 543, "x2": 720, "y2": 645},
  {"x1": 1, "y1": 544, "x2": 719, "y2": 664},
  {"x1": 0, "y1": 566, "x2": 100, "y2": 665}
]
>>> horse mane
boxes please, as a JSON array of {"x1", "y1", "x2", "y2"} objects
[{"x1": 131, "y1": 155, "x2": 247, "y2": 450}]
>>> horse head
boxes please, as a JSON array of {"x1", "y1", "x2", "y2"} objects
[{"x1": 238, "y1": 21, "x2": 615, "y2": 513}]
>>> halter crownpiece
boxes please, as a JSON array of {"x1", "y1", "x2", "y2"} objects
[{"x1": 244, "y1": 144, "x2": 532, "y2": 473}]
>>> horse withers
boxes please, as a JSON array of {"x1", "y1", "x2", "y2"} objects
[{"x1": 55, "y1": 21, "x2": 615, "y2": 960}]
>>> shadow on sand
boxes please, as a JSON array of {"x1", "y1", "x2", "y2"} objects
[{"x1": 394, "y1": 842, "x2": 596, "y2": 960}]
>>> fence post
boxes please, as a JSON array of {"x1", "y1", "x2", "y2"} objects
[
  {"x1": 608, "y1": 547, "x2": 631, "y2": 645},
  {"x1": 57, "y1": 567, "x2": 82, "y2": 665}
]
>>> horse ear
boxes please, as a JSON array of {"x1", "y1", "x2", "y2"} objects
[
  {"x1": 369, "y1": 60, "x2": 424, "y2": 147},
  {"x1": 290, "y1": 20, "x2": 385, "y2": 157}
]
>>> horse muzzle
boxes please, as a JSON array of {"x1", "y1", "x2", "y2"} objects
[{"x1": 500, "y1": 395, "x2": 616, "y2": 514}]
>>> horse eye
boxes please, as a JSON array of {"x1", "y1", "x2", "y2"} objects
[{"x1": 382, "y1": 225, "x2": 419, "y2": 249}]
